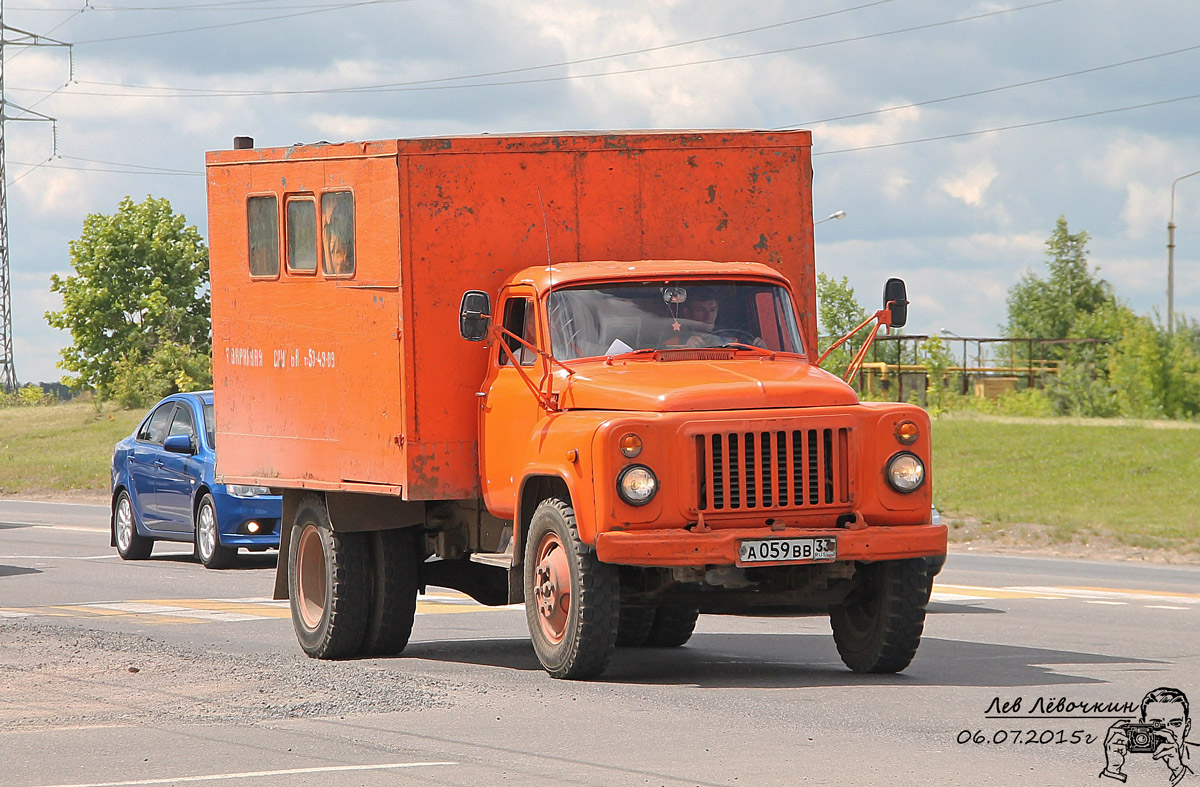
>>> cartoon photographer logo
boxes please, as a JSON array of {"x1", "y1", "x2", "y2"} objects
[{"x1": 1102, "y1": 687, "x2": 1196, "y2": 785}]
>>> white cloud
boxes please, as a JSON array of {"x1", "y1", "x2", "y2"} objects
[{"x1": 938, "y1": 161, "x2": 998, "y2": 207}]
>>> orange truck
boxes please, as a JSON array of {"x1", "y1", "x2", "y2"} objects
[{"x1": 206, "y1": 130, "x2": 946, "y2": 679}]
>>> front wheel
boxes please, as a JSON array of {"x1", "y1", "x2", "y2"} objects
[
  {"x1": 524, "y1": 498, "x2": 619, "y2": 679},
  {"x1": 829, "y1": 558, "x2": 928, "y2": 674},
  {"x1": 195, "y1": 493, "x2": 237, "y2": 569},
  {"x1": 113, "y1": 490, "x2": 153, "y2": 560},
  {"x1": 288, "y1": 496, "x2": 370, "y2": 659}
]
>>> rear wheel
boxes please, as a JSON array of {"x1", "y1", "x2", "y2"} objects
[
  {"x1": 362, "y1": 528, "x2": 420, "y2": 656},
  {"x1": 195, "y1": 493, "x2": 237, "y2": 569},
  {"x1": 616, "y1": 605, "x2": 657, "y2": 647},
  {"x1": 113, "y1": 491, "x2": 153, "y2": 560},
  {"x1": 524, "y1": 498, "x2": 619, "y2": 679},
  {"x1": 288, "y1": 496, "x2": 370, "y2": 659},
  {"x1": 645, "y1": 605, "x2": 699, "y2": 648},
  {"x1": 829, "y1": 558, "x2": 928, "y2": 673}
]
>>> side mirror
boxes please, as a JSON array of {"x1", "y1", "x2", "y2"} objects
[
  {"x1": 883, "y1": 278, "x2": 908, "y2": 328},
  {"x1": 164, "y1": 434, "x2": 195, "y2": 454},
  {"x1": 459, "y1": 290, "x2": 492, "y2": 341}
]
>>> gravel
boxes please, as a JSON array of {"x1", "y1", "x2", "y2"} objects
[{"x1": 0, "y1": 620, "x2": 454, "y2": 731}]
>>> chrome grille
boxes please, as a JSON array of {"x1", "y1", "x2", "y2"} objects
[{"x1": 696, "y1": 426, "x2": 851, "y2": 511}]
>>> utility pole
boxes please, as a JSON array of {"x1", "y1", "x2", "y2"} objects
[
  {"x1": 0, "y1": 0, "x2": 70, "y2": 391},
  {"x1": 1168, "y1": 169, "x2": 1200, "y2": 336}
]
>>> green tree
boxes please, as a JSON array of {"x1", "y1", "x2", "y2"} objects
[
  {"x1": 46, "y1": 195, "x2": 211, "y2": 405},
  {"x1": 1004, "y1": 216, "x2": 1115, "y2": 358},
  {"x1": 816, "y1": 273, "x2": 868, "y2": 378}
]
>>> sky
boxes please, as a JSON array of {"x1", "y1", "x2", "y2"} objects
[{"x1": 2, "y1": 0, "x2": 1199, "y2": 384}]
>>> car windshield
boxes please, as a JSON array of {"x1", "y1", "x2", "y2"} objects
[
  {"x1": 547, "y1": 280, "x2": 804, "y2": 362},
  {"x1": 203, "y1": 402, "x2": 215, "y2": 448}
]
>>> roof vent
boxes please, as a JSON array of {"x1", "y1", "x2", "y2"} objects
[{"x1": 233, "y1": 136, "x2": 254, "y2": 150}]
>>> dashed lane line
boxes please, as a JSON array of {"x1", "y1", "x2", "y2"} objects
[
  {"x1": 28, "y1": 761, "x2": 457, "y2": 787},
  {"x1": 0, "y1": 592, "x2": 520, "y2": 624},
  {"x1": 1, "y1": 586, "x2": 1191, "y2": 625}
]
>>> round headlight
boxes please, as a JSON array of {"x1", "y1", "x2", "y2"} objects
[
  {"x1": 886, "y1": 453, "x2": 925, "y2": 493},
  {"x1": 619, "y1": 433, "x2": 643, "y2": 458},
  {"x1": 617, "y1": 465, "x2": 658, "y2": 506}
]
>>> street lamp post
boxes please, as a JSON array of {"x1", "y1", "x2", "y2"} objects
[
  {"x1": 1168, "y1": 169, "x2": 1200, "y2": 335},
  {"x1": 814, "y1": 210, "x2": 846, "y2": 226}
]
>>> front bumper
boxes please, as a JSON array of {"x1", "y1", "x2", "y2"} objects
[
  {"x1": 214, "y1": 492, "x2": 282, "y2": 547},
  {"x1": 594, "y1": 522, "x2": 947, "y2": 567}
]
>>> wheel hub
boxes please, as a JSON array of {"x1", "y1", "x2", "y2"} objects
[
  {"x1": 295, "y1": 525, "x2": 327, "y2": 631},
  {"x1": 533, "y1": 534, "x2": 571, "y2": 644}
]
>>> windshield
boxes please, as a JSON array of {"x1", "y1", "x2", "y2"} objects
[{"x1": 548, "y1": 280, "x2": 804, "y2": 362}]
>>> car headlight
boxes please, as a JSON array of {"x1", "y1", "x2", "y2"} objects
[
  {"x1": 226, "y1": 484, "x2": 271, "y2": 498},
  {"x1": 886, "y1": 453, "x2": 925, "y2": 493},
  {"x1": 617, "y1": 465, "x2": 658, "y2": 506}
]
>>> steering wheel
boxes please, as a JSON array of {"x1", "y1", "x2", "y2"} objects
[{"x1": 714, "y1": 328, "x2": 759, "y2": 344}]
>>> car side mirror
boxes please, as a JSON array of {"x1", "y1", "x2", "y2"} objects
[
  {"x1": 164, "y1": 434, "x2": 195, "y2": 454},
  {"x1": 883, "y1": 278, "x2": 908, "y2": 328},
  {"x1": 459, "y1": 290, "x2": 492, "y2": 341}
]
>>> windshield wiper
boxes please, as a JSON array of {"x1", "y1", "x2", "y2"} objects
[
  {"x1": 603, "y1": 348, "x2": 660, "y2": 363},
  {"x1": 716, "y1": 342, "x2": 778, "y2": 356}
]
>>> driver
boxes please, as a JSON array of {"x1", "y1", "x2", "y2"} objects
[{"x1": 679, "y1": 293, "x2": 721, "y2": 347}]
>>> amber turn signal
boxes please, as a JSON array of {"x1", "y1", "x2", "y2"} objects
[
  {"x1": 895, "y1": 420, "x2": 919, "y2": 445},
  {"x1": 619, "y1": 433, "x2": 643, "y2": 458}
]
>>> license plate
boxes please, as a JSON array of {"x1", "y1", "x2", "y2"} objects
[{"x1": 736, "y1": 537, "x2": 837, "y2": 566}]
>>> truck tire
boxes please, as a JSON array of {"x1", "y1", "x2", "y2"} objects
[
  {"x1": 113, "y1": 490, "x2": 153, "y2": 560},
  {"x1": 524, "y1": 498, "x2": 619, "y2": 679},
  {"x1": 645, "y1": 605, "x2": 699, "y2": 648},
  {"x1": 829, "y1": 558, "x2": 928, "y2": 674},
  {"x1": 288, "y1": 496, "x2": 370, "y2": 659},
  {"x1": 362, "y1": 528, "x2": 420, "y2": 656},
  {"x1": 194, "y1": 493, "x2": 237, "y2": 569},
  {"x1": 616, "y1": 605, "x2": 656, "y2": 647}
]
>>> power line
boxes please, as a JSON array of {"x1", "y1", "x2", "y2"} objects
[
  {"x1": 812, "y1": 92, "x2": 1200, "y2": 156},
  {"x1": 9, "y1": 156, "x2": 201, "y2": 176},
  {"x1": 55, "y1": 0, "x2": 1062, "y2": 95},
  {"x1": 71, "y1": 0, "x2": 420, "y2": 43},
  {"x1": 779, "y1": 43, "x2": 1200, "y2": 129}
]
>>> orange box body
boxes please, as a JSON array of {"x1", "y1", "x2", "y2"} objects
[{"x1": 206, "y1": 130, "x2": 943, "y2": 565}]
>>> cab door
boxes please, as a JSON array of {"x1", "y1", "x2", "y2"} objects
[{"x1": 479, "y1": 288, "x2": 547, "y2": 518}]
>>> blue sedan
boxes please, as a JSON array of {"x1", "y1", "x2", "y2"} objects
[{"x1": 110, "y1": 391, "x2": 282, "y2": 568}]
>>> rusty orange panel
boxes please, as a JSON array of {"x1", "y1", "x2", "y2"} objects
[{"x1": 207, "y1": 131, "x2": 814, "y2": 501}]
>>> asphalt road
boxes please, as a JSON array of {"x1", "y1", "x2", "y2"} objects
[{"x1": 2, "y1": 500, "x2": 1199, "y2": 787}]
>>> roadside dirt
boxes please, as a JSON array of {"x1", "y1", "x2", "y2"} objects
[
  {"x1": 945, "y1": 515, "x2": 1200, "y2": 566},
  {"x1": 0, "y1": 621, "x2": 453, "y2": 732}
]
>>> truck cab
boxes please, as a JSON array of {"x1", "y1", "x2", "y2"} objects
[{"x1": 460, "y1": 260, "x2": 940, "y2": 677}]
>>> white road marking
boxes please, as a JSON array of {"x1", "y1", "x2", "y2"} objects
[
  {"x1": 1146, "y1": 605, "x2": 1190, "y2": 610},
  {"x1": 1085, "y1": 600, "x2": 1127, "y2": 606},
  {"x1": 28, "y1": 761, "x2": 457, "y2": 787}
]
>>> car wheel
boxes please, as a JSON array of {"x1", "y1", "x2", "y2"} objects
[
  {"x1": 829, "y1": 558, "x2": 928, "y2": 674},
  {"x1": 113, "y1": 490, "x2": 153, "y2": 560},
  {"x1": 524, "y1": 497, "x2": 619, "y2": 679},
  {"x1": 194, "y1": 493, "x2": 237, "y2": 569},
  {"x1": 288, "y1": 495, "x2": 370, "y2": 659}
]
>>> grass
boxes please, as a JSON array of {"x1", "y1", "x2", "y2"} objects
[
  {"x1": 0, "y1": 401, "x2": 142, "y2": 499},
  {"x1": 2, "y1": 402, "x2": 1198, "y2": 556},
  {"x1": 932, "y1": 414, "x2": 1200, "y2": 554}
]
